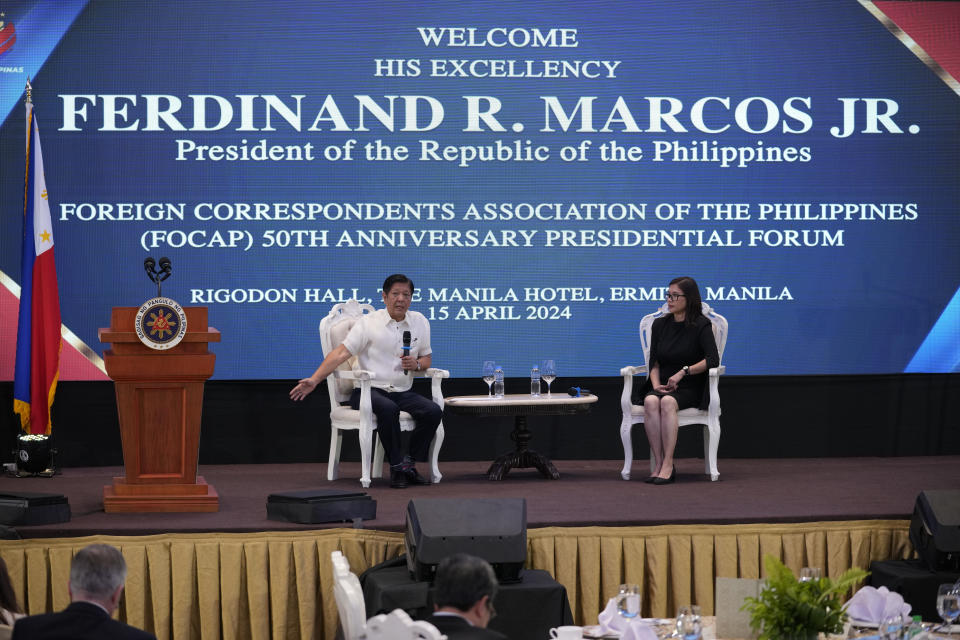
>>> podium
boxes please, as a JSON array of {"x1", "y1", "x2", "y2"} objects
[{"x1": 99, "y1": 306, "x2": 220, "y2": 512}]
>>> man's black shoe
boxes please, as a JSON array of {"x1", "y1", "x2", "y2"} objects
[
  {"x1": 390, "y1": 468, "x2": 409, "y2": 488},
  {"x1": 404, "y1": 466, "x2": 431, "y2": 485}
]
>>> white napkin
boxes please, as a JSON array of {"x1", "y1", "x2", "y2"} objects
[
  {"x1": 597, "y1": 598, "x2": 658, "y2": 640},
  {"x1": 620, "y1": 622, "x2": 659, "y2": 640},
  {"x1": 844, "y1": 585, "x2": 912, "y2": 623}
]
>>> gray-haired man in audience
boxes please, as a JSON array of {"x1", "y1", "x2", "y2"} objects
[
  {"x1": 424, "y1": 553, "x2": 509, "y2": 640},
  {"x1": 12, "y1": 543, "x2": 155, "y2": 640}
]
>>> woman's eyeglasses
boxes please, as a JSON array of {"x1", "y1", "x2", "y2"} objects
[{"x1": 665, "y1": 293, "x2": 686, "y2": 301}]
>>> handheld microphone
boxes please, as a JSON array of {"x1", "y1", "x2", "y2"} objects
[
  {"x1": 402, "y1": 331, "x2": 411, "y2": 376},
  {"x1": 567, "y1": 386, "x2": 592, "y2": 397},
  {"x1": 157, "y1": 256, "x2": 172, "y2": 282},
  {"x1": 143, "y1": 257, "x2": 158, "y2": 283}
]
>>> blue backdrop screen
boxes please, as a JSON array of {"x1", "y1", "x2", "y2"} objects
[{"x1": 2, "y1": 1, "x2": 958, "y2": 379}]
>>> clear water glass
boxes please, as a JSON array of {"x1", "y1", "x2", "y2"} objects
[
  {"x1": 482, "y1": 361, "x2": 496, "y2": 397},
  {"x1": 675, "y1": 605, "x2": 702, "y2": 640},
  {"x1": 880, "y1": 613, "x2": 907, "y2": 639},
  {"x1": 542, "y1": 359, "x2": 557, "y2": 396},
  {"x1": 616, "y1": 583, "x2": 640, "y2": 619},
  {"x1": 937, "y1": 583, "x2": 960, "y2": 626},
  {"x1": 799, "y1": 567, "x2": 822, "y2": 582}
]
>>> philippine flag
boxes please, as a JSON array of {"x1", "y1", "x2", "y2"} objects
[{"x1": 13, "y1": 95, "x2": 61, "y2": 435}]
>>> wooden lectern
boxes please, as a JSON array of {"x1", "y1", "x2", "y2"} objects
[{"x1": 99, "y1": 306, "x2": 220, "y2": 512}]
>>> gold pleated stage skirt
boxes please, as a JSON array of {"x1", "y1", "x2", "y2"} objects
[{"x1": 0, "y1": 519, "x2": 911, "y2": 640}]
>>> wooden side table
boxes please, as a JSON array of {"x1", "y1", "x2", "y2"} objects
[{"x1": 445, "y1": 393, "x2": 598, "y2": 480}]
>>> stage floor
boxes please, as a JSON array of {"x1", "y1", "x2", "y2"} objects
[{"x1": 2, "y1": 456, "x2": 958, "y2": 538}]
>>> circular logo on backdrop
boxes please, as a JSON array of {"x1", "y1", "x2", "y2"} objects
[{"x1": 136, "y1": 297, "x2": 188, "y2": 350}]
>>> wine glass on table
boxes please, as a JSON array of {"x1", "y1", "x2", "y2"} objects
[
  {"x1": 482, "y1": 361, "x2": 496, "y2": 397},
  {"x1": 937, "y1": 583, "x2": 960, "y2": 632},
  {"x1": 541, "y1": 359, "x2": 557, "y2": 396}
]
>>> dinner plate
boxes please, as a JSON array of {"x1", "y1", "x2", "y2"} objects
[
  {"x1": 849, "y1": 618, "x2": 879, "y2": 628},
  {"x1": 581, "y1": 626, "x2": 618, "y2": 639},
  {"x1": 850, "y1": 620, "x2": 960, "y2": 635},
  {"x1": 582, "y1": 619, "x2": 679, "y2": 638}
]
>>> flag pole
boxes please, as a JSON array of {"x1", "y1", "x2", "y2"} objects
[{"x1": 13, "y1": 77, "x2": 62, "y2": 474}]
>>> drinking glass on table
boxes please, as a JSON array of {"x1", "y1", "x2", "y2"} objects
[
  {"x1": 937, "y1": 583, "x2": 960, "y2": 629},
  {"x1": 482, "y1": 361, "x2": 496, "y2": 397},
  {"x1": 799, "y1": 566, "x2": 822, "y2": 582},
  {"x1": 675, "y1": 605, "x2": 702, "y2": 640},
  {"x1": 880, "y1": 613, "x2": 907, "y2": 639},
  {"x1": 541, "y1": 359, "x2": 557, "y2": 396},
  {"x1": 616, "y1": 583, "x2": 640, "y2": 619}
]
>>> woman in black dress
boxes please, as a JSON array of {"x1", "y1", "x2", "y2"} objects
[{"x1": 641, "y1": 277, "x2": 719, "y2": 485}]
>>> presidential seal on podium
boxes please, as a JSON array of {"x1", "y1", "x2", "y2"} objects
[{"x1": 135, "y1": 296, "x2": 188, "y2": 350}]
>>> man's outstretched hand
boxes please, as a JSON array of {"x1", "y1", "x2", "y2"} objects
[{"x1": 290, "y1": 378, "x2": 318, "y2": 401}]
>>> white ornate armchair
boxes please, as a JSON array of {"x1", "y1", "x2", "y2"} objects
[
  {"x1": 331, "y1": 550, "x2": 445, "y2": 640},
  {"x1": 366, "y1": 609, "x2": 446, "y2": 640},
  {"x1": 331, "y1": 550, "x2": 367, "y2": 640},
  {"x1": 619, "y1": 302, "x2": 728, "y2": 481},
  {"x1": 320, "y1": 299, "x2": 448, "y2": 488}
]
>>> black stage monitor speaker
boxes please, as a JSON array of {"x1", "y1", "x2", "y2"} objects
[
  {"x1": 0, "y1": 492, "x2": 70, "y2": 526},
  {"x1": 909, "y1": 490, "x2": 960, "y2": 571},
  {"x1": 0, "y1": 525, "x2": 20, "y2": 539},
  {"x1": 266, "y1": 489, "x2": 376, "y2": 524},
  {"x1": 405, "y1": 497, "x2": 526, "y2": 583}
]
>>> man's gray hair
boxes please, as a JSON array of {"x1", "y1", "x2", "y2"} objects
[
  {"x1": 433, "y1": 553, "x2": 498, "y2": 612},
  {"x1": 70, "y1": 544, "x2": 127, "y2": 598}
]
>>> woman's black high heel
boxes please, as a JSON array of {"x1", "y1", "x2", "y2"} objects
[{"x1": 652, "y1": 467, "x2": 676, "y2": 485}]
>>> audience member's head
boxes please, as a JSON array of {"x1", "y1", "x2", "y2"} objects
[
  {"x1": 433, "y1": 553, "x2": 498, "y2": 628},
  {"x1": 69, "y1": 544, "x2": 128, "y2": 614},
  {"x1": 0, "y1": 556, "x2": 22, "y2": 616}
]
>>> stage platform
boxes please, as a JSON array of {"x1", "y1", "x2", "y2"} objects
[{"x1": 3, "y1": 455, "x2": 958, "y2": 538}]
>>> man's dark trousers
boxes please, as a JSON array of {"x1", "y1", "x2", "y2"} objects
[{"x1": 349, "y1": 388, "x2": 442, "y2": 465}]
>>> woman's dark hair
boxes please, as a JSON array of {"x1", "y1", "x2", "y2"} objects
[
  {"x1": 0, "y1": 556, "x2": 22, "y2": 614},
  {"x1": 382, "y1": 273, "x2": 414, "y2": 294},
  {"x1": 670, "y1": 276, "x2": 703, "y2": 325}
]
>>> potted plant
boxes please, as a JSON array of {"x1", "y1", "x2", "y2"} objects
[{"x1": 742, "y1": 554, "x2": 869, "y2": 640}]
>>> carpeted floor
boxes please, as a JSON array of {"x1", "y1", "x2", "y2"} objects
[{"x1": 2, "y1": 455, "x2": 957, "y2": 538}]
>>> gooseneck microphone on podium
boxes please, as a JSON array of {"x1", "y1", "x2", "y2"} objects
[
  {"x1": 402, "y1": 331, "x2": 411, "y2": 375},
  {"x1": 143, "y1": 257, "x2": 158, "y2": 283},
  {"x1": 157, "y1": 256, "x2": 172, "y2": 282},
  {"x1": 143, "y1": 256, "x2": 172, "y2": 296}
]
